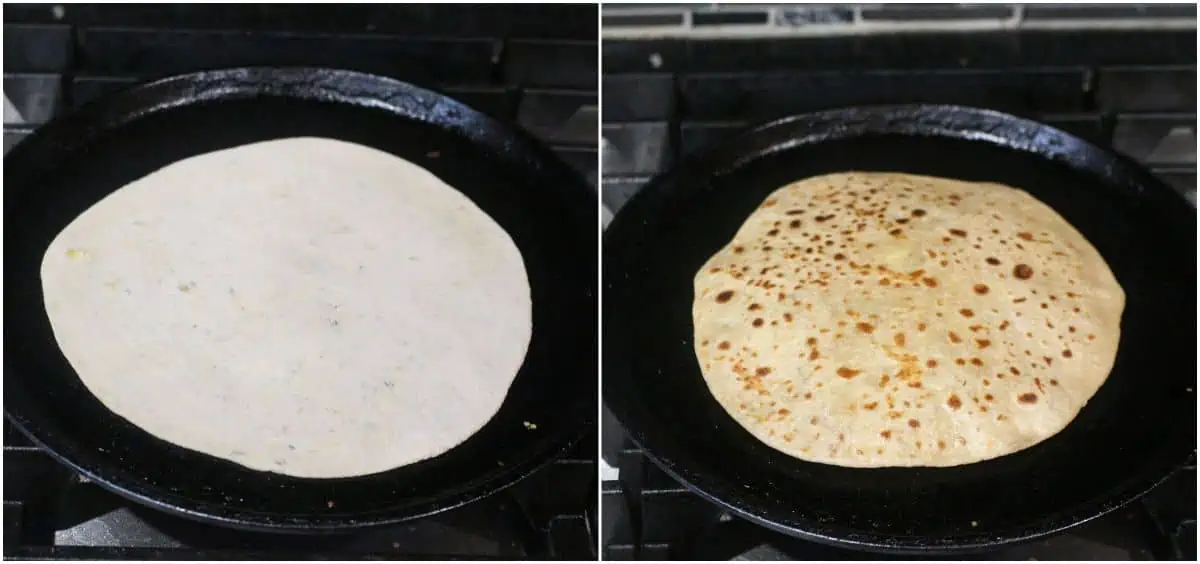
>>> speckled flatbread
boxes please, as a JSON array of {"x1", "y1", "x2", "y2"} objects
[
  {"x1": 41, "y1": 137, "x2": 532, "y2": 478},
  {"x1": 693, "y1": 172, "x2": 1124, "y2": 467}
]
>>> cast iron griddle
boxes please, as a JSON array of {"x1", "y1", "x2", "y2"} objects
[
  {"x1": 4, "y1": 67, "x2": 598, "y2": 533},
  {"x1": 603, "y1": 105, "x2": 1196, "y2": 553}
]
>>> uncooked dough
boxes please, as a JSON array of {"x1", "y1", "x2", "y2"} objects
[{"x1": 41, "y1": 137, "x2": 532, "y2": 478}]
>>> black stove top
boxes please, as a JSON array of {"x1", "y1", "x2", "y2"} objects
[
  {"x1": 601, "y1": 26, "x2": 1196, "y2": 561},
  {"x1": 3, "y1": 4, "x2": 598, "y2": 560}
]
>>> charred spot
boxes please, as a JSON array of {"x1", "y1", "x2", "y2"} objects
[
  {"x1": 715, "y1": 290, "x2": 735, "y2": 303},
  {"x1": 789, "y1": 219, "x2": 802, "y2": 228},
  {"x1": 949, "y1": 228, "x2": 967, "y2": 237},
  {"x1": 718, "y1": 341, "x2": 731, "y2": 350},
  {"x1": 748, "y1": 303, "x2": 762, "y2": 311},
  {"x1": 784, "y1": 313, "x2": 794, "y2": 322},
  {"x1": 896, "y1": 218, "x2": 910, "y2": 225},
  {"x1": 999, "y1": 320, "x2": 1010, "y2": 330},
  {"x1": 973, "y1": 284, "x2": 990, "y2": 295},
  {"x1": 833, "y1": 253, "x2": 846, "y2": 261},
  {"x1": 1050, "y1": 379, "x2": 1060, "y2": 386},
  {"x1": 959, "y1": 308, "x2": 975, "y2": 318},
  {"x1": 815, "y1": 214, "x2": 835, "y2": 223},
  {"x1": 837, "y1": 367, "x2": 862, "y2": 379},
  {"x1": 949, "y1": 331, "x2": 963, "y2": 344},
  {"x1": 970, "y1": 357, "x2": 984, "y2": 367},
  {"x1": 734, "y1": 246, "x2": 745, "y2": 254},
  {"x1": 1018, "y1": 393, "x2": 1038, "y2": 404},
  {"x1": 786, "y1": 209, "x2": 805, "y2": 216},
  {"x1": 889, "y1": 228, "x2": 904, "y2": 237},
  {"x1": 1062, "y1": 349, "x2": 1073, "y2": 358},
  {"x1": 986, "y1": 257, "x2": 1001, "y2": 266},
  {"x1": 1013, "y1": 263, "x2": 1034, "y2": 280},
  {"x1": 912, "y1": 209, "x2": 927, "y2": 217},
  {"x1": 752, "y1": 318, "x2": 765, "y2": 328},
  {"x1": 767, "y1": 229, "x2": 780, "y2": 236},
  {"x1": 947, "y1": 394, "x2": 963, "y2": 410}
]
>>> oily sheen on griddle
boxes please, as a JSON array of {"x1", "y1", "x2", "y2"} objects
[
  {"x1": 40, "y1": 137, "x2": 532, "y2": 479},
  {"x1": 693, "y1": 172, "x2": 1124, "y2": 468}
]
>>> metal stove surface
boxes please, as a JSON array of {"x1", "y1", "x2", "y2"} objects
[
  {"x1": 601, "y1": 9, "x2": 1196, "y2": 561},
  {"x1": 3, "y1": 4, "x2": 597, "y2": 560}
]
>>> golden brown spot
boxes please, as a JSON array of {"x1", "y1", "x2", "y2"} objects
[
  {"x1": 1017, "y1": 231, "x2": 1034, "y2": 241},
  {"x1": 999, "y1": 320, "x2": 1010, "y2": 330},
  {"x1": 762, "y1": 199, "x2": 778, "y2": 208},
  {"x1": 1013, "y1": 263, "x2": 1034, "y2": 280},
  {"x1": 949, "y1": 331, "x2": 963, "y2": 344},
  {"x1": 783, "y1": 313, "x2": 793, "y2": 322},
  {"x1": 976, "y1": 339, "x2": 991, "y2": 349},
  {"x1": 959, "y1": 308, "x2": 975, "y2": 318},
  {"x1": 970, "y1": 357, "x2": 983, "y2": 367},
  {"x1": 837, "y1": 367, "x2": 862, "y2": 379},
  {"x1": 937, "y1": 440, "x2": 946, "y2": 450},
  {"x1": 908, "y1": 419, "x2": 920, "y2": 428},
  {"x1": 716, "y1": 290, "x2": 734, "y2": 303},
  {"x1": 887, "y1": 410, "x2": 903, "y2": 419},
  {"x1": 1043, "y1": 356, "x2": 1054, "y2": 366},
  {"x1": 1062, "y1": 349, "x2": 1073, "y2": 358},
  {"x1": 833, "y1": 253, "x2": 846, "y2": 261},
  {"x1": 880, "y1": 430, "x2": 893, "y2": 439},
  {"x1": 778, "y1": 408, "x2": 791, "y2": 416},
  {"x1": 756, "y1": 367, "x2": 772, "y2": 377},
  {"x1": 752, "y1": 318, "x2": 764, "y2": 328},
  {"x1": 922, "y1": 277, "x2": 939, "y2": 288},
  {"x1": 1050, "y1": 379, "x2": 1059, "y2": 386},
  {"x1": 879, "y1": 374, "x2": 891, "y2": 388},
  {"x1": 804, "y1": 392, "x2": 813, "y2": 399},
  {"x1": 1018, "y1": 393, "x2": 1038, "y2": 404},
  {"x1": 808, "y1": 349, "x2": 820, "y2": 361},
  {"x1": 973, "y1": 284, "x2": 989, "y2": 295},
  {"x1": 733, "y1": 246, "x2": 745, "y2": 254},
  {"x1": 947, "y1": 394, "x2": 962, "y2": 410},
  {"x1": 949, "y1": 228, "x2": 967, "y2": 237},
  {"x1": 926, "y1": 359, "x2": 937, "y2": 368},
  {"x1": 955, "y1": 358, "x2": 966, "y2": 366},
  {"x1": 917, "y1": 322, "x2": 928, "y2": 331},
  {"x1": 894, "y1": 333, "x2": 906, "y2": 347},
  {"x1": 718, "y1": 341, "x2": 731, "y2": 350},
  {"x1": 863, "y1": 401, "x2": 879, "y2": 410},
  {"x1": 856, "y1": 322, "x2": 875, "y2": 334},
  {"x1": 806, "y1": 337, "x2": 817, "y2": 346}
]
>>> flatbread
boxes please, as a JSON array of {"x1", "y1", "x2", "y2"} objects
[
  {"x1": 693, "y1": 172, "x2": 1124, "y2": 467},
  {"x1": 40, "y1": 137, "x2": 532, "y2": 478}
]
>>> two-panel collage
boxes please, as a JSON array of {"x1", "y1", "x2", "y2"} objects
[{"x1": 2, "y1": 2, "x2": 1197, "y2": 562}]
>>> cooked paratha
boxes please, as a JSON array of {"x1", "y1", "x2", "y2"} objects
[{"x1": 693, "y1": 172, "x2": 1124, "y2": 467}]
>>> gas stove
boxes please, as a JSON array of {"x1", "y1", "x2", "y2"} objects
[
  {"x1": 3, "y1": 4, "x2": 598, "y2": 560},
  {"x1": 601, "y1": 4, "x2": 1195, "y2": 560}
]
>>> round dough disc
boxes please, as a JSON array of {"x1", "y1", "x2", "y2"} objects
[{"x1": 41, "y1": 137, "x2": 532, "y2": 478}]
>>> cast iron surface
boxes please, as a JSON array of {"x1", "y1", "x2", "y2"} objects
[
  {"x1": 4, "y1": 67, "x2": 598, "y2": 533},
  {"x1": 602, "y1": 104, "x2": 1196, "y2": 553}
]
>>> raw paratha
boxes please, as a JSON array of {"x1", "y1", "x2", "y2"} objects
[
  {"x1": 693, "y1": 172, "x2": 1124, "y2": 467},
  {"x1": 41, "y1": 137, "x2": 532, "y2": 478}
]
